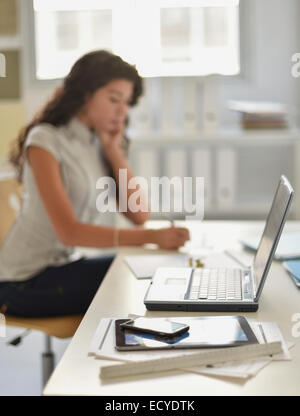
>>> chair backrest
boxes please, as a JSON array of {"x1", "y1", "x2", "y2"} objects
[{"x1": 0, "y1": 175, "x2": 23, "y2": 246}]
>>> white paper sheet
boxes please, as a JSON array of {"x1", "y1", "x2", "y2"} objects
[
  {"x1": 124, "y1": 250, "x2": 245, "y2": 280},
  {"x1": 191, "y1": 342, "x2": 294, "y2": 379},
  {"x1": 187, "y1": 321, "x2": 293, "y2": 379},
  {"x1": 124, "y1": 254, "x2": 189, "y2": 279}
]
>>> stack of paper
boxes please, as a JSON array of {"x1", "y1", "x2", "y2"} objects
[
  {"x1": 124, "y1": 254, "x2": 189, "y2": 279},
  {"x1": 228, "y1": 100, "x2": 288, "y2": 129},
  {"x1": 88, "y1": 317, "x2": 293, "y2": 380}
]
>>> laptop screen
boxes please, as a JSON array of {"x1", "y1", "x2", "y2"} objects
[{"x1": 253, "y1": 176, "x2": 294, "y2": 299}]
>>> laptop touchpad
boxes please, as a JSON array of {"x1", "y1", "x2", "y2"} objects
[{"x1": 165, "y1": 278, "x2": 187, "y2": 285}]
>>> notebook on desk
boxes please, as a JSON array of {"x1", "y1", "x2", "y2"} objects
[
  {"x1": 124, "y1": 254, "x2": 189, "y2": 279},
  {"x1": 241, "y1": 232, "x2": 300, "y2": 260},
  {"x1": 144, "y1": 176, "x2": 294, "y2": 312},
  {"x1": 283, "y1": 260, "x2": 300, "y2": 288}
]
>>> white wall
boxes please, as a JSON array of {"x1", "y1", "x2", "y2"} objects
[{"x1": 19, "y1": 0, "x2": 300, "y2": 133}]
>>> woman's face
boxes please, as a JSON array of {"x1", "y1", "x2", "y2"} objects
[{"x1": 84, "y1": 79, "x2": 134, "y2": 134}]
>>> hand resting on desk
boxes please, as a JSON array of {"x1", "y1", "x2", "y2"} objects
[{"x1": 152, "y1": 227, "x2": 190, "y2": 250}]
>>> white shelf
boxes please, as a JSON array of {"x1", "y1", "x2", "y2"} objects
[
  {"x1": 0, "y1": 35, "x2": 21, "y2": 50},
  {"x1": 128, "y1": 128, "x2": 300, "y2": 144}
]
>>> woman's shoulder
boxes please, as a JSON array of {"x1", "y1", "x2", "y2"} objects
[
  {"x1": 27, "y1": 122, "x2": 61, "y2": 139},
  {"x1": 25, "y1": 123, "x2": 63, "y2": 161}
]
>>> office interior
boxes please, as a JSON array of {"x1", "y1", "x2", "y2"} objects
[{"x1": 0, "y1": 0, "x2": 300, "y2": 396}]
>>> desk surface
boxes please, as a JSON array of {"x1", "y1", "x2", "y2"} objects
[{"x1": 43, "y1": 221, "x2": 300, "y2": 396}]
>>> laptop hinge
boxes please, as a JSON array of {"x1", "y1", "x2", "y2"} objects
[{"x1": 184, "y1": 268, "x2": 195, "y2": 300}]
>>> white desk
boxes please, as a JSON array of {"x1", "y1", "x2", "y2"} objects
[{"x1": 43, "y1": 221, "x2": 300, "y2": 396}]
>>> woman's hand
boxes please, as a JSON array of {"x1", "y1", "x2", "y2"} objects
[
  {"x1": 96, "y1": 125, "x2": 125, "y2": 162},
  {"x1": 152, "y1": 227, "x2": 190, "y2": 250}
]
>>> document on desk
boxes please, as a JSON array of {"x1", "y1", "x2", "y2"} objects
[
  {"x1": 197, "y1": 340, "x2": 294, "y2": 379},
  {"x1": 241, "y1": 232, "x2": 300, "y2": 260},
  {"x1": 124, "y1": 251, "x2": 244, "y2": 279},
  {"x1": 88, "y1": 318, "x2": 292, "y2": 380},
  {"x1": 189, "y1": 321, "x2": 293, "y2": 379},
  {"x1": 124, "y1": 254, "x2": 189, "y2": 279},
  {"x1": 283, "y1": 260, "x2": 300, "y2": 288}
]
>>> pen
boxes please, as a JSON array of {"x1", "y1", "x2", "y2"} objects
[{"x1": 165, "y1": 218, "x2": 205, "y2": 266}]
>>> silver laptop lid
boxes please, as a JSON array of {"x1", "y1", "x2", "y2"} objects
[{"x1": 253, "y1": 175, "x2": 294, "y2": 301}]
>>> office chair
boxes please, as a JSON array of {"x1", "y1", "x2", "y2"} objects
[
  {"x1": 0, "y1": 175, "x2": 83, "y2": 387},
  {"x1": 5, "y1": 313, "x2": 83, "y2": 386}
]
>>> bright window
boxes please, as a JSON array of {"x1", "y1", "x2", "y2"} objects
[{"x1": 33, "y1": 0, "x2": 240, "y2": 80}]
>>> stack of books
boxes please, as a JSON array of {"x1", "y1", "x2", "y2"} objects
[{"x1": 228, "y1": 100, "x2": 288, "y2": 129}]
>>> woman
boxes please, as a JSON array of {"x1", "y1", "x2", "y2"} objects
[{"x1": 0, "y1": 50, "x2": 190, "y2": 317}]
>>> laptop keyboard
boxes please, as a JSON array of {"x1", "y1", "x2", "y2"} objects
[{"x1": 187, "y1": 268, "x2": 243, "y2": 301}]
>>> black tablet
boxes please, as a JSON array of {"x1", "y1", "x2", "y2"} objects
[{"x1": 115, "y1": 315, "x2": 258, "y2": 351}]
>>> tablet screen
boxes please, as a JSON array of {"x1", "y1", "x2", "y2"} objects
[{"x1": 115, "y1": 316, "x2": 258, "y2": 351}]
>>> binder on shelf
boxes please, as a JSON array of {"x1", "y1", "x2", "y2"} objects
[
  {"x1": 216, "y1": 148, "x2": 236, "y2": 207},
  {"x1": 165, "y1": 149, "x2": 187, "y2": 214},
  {"x1": 129, "y1": 89, "x2": 151, "y2": 135},
  {"x1": 183, "y1": 77, "x2": 198, "y2": 134},
  {"x1": 193, "y1": 148, "x2": 211, "y2": 210},
  {"x1": 203, "y1": 75, "x2": 220, "y2": 134},
  {"x1": 161, "y1": 77, "x2": 174, "y2": 135}
]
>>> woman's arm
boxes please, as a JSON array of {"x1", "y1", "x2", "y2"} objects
[
  {"x1": 27, "y1": 146, "x2": 189, "y2": 249},
  {"x1": 107, "y1": 146, "x2": 150, "y2": 225},
  {"x1": 97, "y1": 127, "x2": 150, "y2": 225}
]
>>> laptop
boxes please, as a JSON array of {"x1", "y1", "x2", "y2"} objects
[{"x1": 144, "y1": 176, "x2": 294, "y2": 312}]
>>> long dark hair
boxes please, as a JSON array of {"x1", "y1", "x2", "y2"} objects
[{"x1": 10, "y1": 50, "x2": 143, "y2": 181}]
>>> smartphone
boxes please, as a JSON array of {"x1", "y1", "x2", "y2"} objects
[{"x1": 119, "y1": 317, "x2": 190, "y2": 337}]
